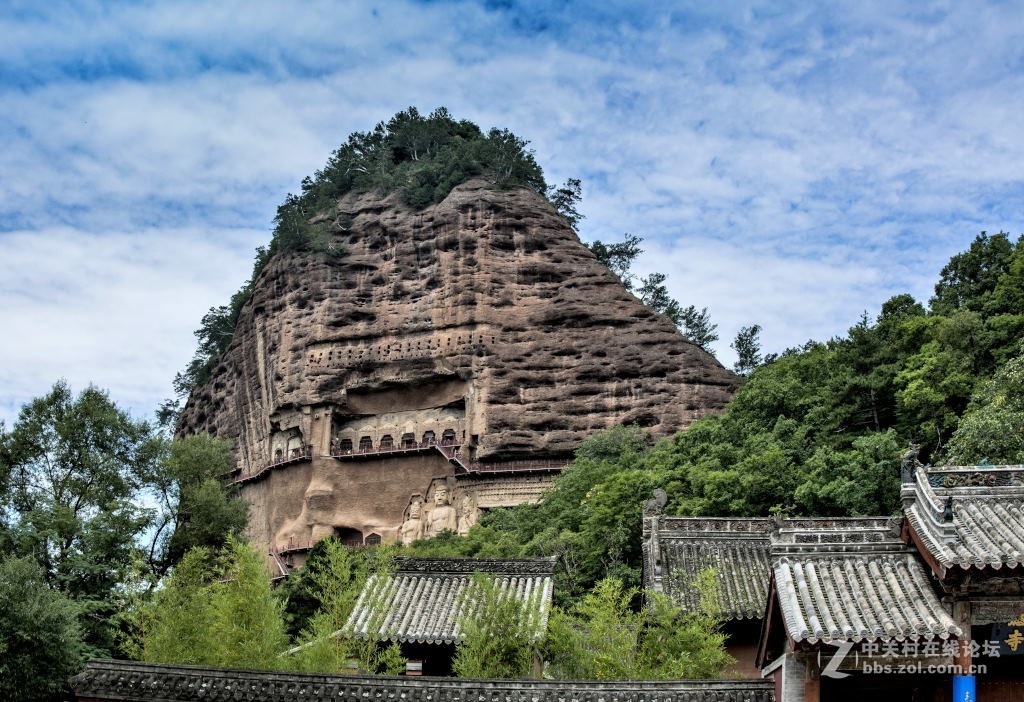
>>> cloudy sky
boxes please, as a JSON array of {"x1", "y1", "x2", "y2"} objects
[{"x1": 2, "y1": 1, "x2": 1023, "y2": 426}]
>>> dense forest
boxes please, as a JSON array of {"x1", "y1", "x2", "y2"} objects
[
  {"x1": 403, "y1": 231, "x2": 1024, "y2": 602},
  {"x1": 2, "y1": 107, "x2": 1022, "y2": 700}
]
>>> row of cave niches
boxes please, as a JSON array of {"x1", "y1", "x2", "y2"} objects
[
  {"x1": 330, "y1": 428, "x2": 460, "y2": 454},
  {"x1": 307, "y1": 334, "x2": 498, "y2": 367}
]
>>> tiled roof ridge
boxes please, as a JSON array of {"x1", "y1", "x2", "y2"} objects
[
  {"x1": 392, "y1": 555, "x2": 557, "y2": 575},
  {"x1": 916, "y1": 465, "x2": 1024, "y2": 496},
  {"x1": 776, "y1": 516, "x2": 898, "y2": 530},
  {"x1": 71, "y1": 659, "x2": 777, "y2": 702},
  {"x1": 770, "y1": 516, "x2": 905, "y2": 556},
  {"x1": 927, "y1": 463, "x2": 1024, "y2": 472},
  {"x1": 655, "y1": 516, "x2": 773, "y2": 535}
]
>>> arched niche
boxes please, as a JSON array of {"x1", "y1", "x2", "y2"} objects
[{"x1": 334, "y1": 527, "x2": 363, "y2": 548}]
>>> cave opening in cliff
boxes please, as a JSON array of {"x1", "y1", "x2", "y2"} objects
[{"x1": 334, "y1": 527, "x2": 363, "y2": 548}]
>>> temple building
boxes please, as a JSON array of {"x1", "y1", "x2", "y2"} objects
[
  {"x1": 69, "y1": 442, "x2": 1024, "y2": 701},
  {"x1": 756, "y1": 516, "x2": 961, "y2": 701},
  {"x1": 344, "y1": 556, "x2": 556, "y2": 676},
  {"x1": 642, "y1": 516, "x2": 771, "y2": 677},
  {"x1": 644, "y1": 462, "x2": 1024, "y2": 701}
]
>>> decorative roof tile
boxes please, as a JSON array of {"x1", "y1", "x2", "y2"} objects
[
  {"x1": 71, "y1": 659, "x2": 777, "y2": 702},
  {"x1": 643, "y1": 517, "x2": 772, "y2": 620},
  {"x1": 769, "y1": 519, "x2": 961, "y2": 645},
  {"x1": 345, "y1": 557, "x2": 555, "y2": 644},
  {"x1": 903, "y1": 465, "x2": 1024, "y2": 572}
]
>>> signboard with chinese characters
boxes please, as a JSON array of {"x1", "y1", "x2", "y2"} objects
[{"x1": 990, "y1": 613, "x2": 1024, "y2": 656}]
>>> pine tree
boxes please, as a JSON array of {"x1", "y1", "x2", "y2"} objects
[
  {"x1": 731, "y1": 324, "x2": 763, "y2": 375},
  {"x1": 680, "y1": 305, "x2": 719, "y2": 353}
]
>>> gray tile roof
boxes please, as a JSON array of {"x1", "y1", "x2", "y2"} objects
[
  {"x1": 770, "y1": 518, "x2": 961, "y2": 645},
  {"x1": 903, "y1": 464, "x2": 1024, "y2": 572},
  {"x1": 345, "y1": 557, "x2": 555, "y2": 644},
  {"x1": 71, "y1": 659, "x2": 777, "y2": 702},
  {"x1": 643, "y1": 517, "x2": 772, "y2": 620}
]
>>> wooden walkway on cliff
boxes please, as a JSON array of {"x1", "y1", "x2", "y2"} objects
[{"x1": 230, "y1": 440, "x2": 571, "y2": 486}]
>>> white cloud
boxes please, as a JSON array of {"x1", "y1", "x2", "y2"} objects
[
  {"x1": 0, "y1": 228, "x2": 258, "y2": 425},
  {"x1": 1, "y1": 0, "x2": 1023, "y2": 422}
]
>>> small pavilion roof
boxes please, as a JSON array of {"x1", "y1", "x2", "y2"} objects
[
  {"x1": 344, "y1": 556, "x2": 555, "y2": 645},
  {"x1": 768, "y1": 518, "x2": 961, "y2": 646},
  {"x1": 902, "y1": 464, "x2": 1024, "y2": 574},
  {"x1": 642, "y1": 516, "x2": 772, "y2": 620}
]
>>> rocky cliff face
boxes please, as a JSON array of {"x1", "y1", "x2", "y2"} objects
[{"x1": 179, "y1": 179, "x2": 738, "y2": 560}]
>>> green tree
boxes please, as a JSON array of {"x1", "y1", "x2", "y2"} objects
[
  {"x1": 679, "y1": 305, "x2": 719, "y2": 353},
  {"x1": 731, "y1": 324, "x2": 763, "y2": 375},
  {"x1": 150, "y1": 433, "x2": 248, "y2": 570},
  {"x1": 208, "y1": 537, "x2": 290, "y2": 669},
  {"x1": 638, "y1": 272, "x2": 684, "y2": 327},
  {"x1": 587, "y1": 234, "x2": 643, "y2": 290},
  {"x1": 0, "y1": 381, "x2": 161, "y2": 654},
  {"x1": 793, "y1": 431, "x2": 903, "y2": 516},
  {"x1": 137, "y1": 538, "x2": 289, "y2": 669},
  {"x1": 544, "y1": 574, "x2": 731, "y2": 680},
  {"x1": 544, "y1": 578, "x2": 640, "y2": 679},
  {"x1": 929, "y1": 231, "x2": 1024, "y2": 376},
  {"x1": 638, "y1": 571, "x2": 733, "y2": 679},
  {"x1": 948, "y1": 347, "x2": 1024, "y2": 464},
  {"x1": 931, "y1": 231, "x2": 1018, "y2": 316},
  {"x1": 547, "y1": 177, "x2": 584, "y2": 231},
  {"x1": 0, "y1": 556, "x2": 86, "y2": 702},
  {"x1": 287, "y1": 538, "x2": 403, "y2": 675},
  {"x1": 136, "y1": 547, "x2": 217, "y2": 665},
  {"x1": 453, "y1": 573, "x2": 537, "y2": 679}
]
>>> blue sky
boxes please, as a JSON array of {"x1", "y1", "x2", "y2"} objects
[{"x1": 2, "y1": 1, "x2": 1023, "y2": 426}]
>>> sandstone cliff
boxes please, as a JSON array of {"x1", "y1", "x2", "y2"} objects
[{"x1": 178, "y1": 178, "x2": 738, "y2": 559}]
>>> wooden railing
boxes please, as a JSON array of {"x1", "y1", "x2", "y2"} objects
[
  {"x1": 231, "y1": 445, "x2": 313, "y2": 485},
  {"x1": 331, "y1": 439, "x2": 461, "y2": 460},
  {"x1": 231, "y1": 440, "x2": 571, "y2": 486},
  {"x1": 470, "y1": 458, "x2": 571, "y2": 473}
]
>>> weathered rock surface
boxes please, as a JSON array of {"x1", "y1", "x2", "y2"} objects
[{"x1": 179, "y1": 179, "x2": 738, "y2": 559}]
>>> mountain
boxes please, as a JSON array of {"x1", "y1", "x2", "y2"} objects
[{"x1": 179, "y1": 177, "x2": 737, "y2": 564}]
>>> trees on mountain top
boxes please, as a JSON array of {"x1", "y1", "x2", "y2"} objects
[
  {"x1": 679, "y1": 304, "x2": 720, "y2": 353},
  {"x1": 731, "y1": 324, "x2": 763, "y2": 375},
  {"x1": 587, "y1": 233, "x2": 644, "y2": 290},
  {"x1": 948, "y1": 345, "x2": 1024, "y2": 465},
  {"x1": 586, "y1": 234, "x2": 720, "y2": 353}
]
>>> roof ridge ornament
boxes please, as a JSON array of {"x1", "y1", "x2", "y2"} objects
[
  {"x1": 642, "y1": 488, "x2": 667, "y2": 516},
  {"x1": 901, "y1": 442, "x2": 923, "y2": 484}
]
